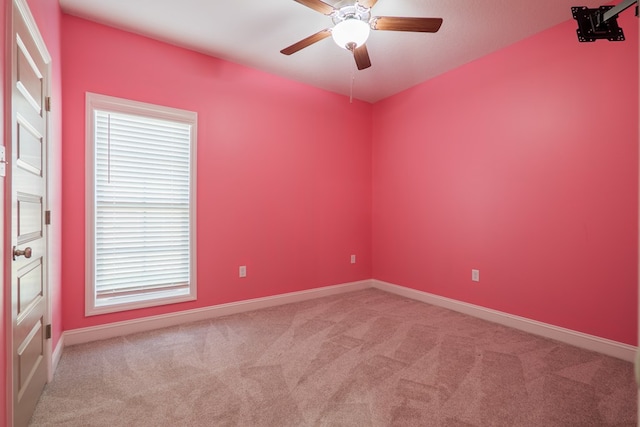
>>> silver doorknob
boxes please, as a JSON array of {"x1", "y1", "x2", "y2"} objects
[{"x1": 12, "y1": 246, "x2": 32, "y2": 261}]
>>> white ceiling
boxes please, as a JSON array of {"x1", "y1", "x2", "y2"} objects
[{"x1": 58, "y1": 0, "x2": 604, "y2": 103}]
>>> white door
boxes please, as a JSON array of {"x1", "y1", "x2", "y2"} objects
[{"x1": 10, "y1": 1, "x2": 50, "y2": 425}]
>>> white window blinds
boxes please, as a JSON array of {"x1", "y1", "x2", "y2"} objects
[{"x1": 86, "y1": 93, "x2": 197, "y2": 315}]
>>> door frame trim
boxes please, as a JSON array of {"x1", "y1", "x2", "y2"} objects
[{"x1": 4, "y1": 0, "x2": 52, "y2": 425}]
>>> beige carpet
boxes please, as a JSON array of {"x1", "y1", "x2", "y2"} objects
[{"x1": 30, "y1": 289, "x2": 636, "y2": 426}]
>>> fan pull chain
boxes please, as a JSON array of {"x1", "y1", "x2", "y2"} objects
[{"x1": 349, "y1": 66, "x2": 356, "y2": 104}]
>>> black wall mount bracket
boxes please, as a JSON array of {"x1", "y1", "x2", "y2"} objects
[{"x1": 572, "y1": 6, "x2": 625, "y2": 42}]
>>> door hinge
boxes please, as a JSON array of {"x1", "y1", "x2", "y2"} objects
[
  {"x1": 44, "y1": 210, "x2": 51, "y2": 225},
  {"x1": 45, "y1": 324, "x2": 52, "y2": 340},
  {"x1": 45, "y1": 96, "x2": 51, "y2": 112}
]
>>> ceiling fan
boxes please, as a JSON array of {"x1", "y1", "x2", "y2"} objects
[{"x1": 280, "y1": 0, "x2": 443, "y2": 70}]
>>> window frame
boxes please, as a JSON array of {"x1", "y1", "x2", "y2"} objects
[{"x1": 85, "y1": 92, "x2": 197, "y2": 316}]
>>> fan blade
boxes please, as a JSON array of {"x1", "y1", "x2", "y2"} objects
[
  {"x1": 280, "y1": 29, "x2": 332, "y2": 55},
  {"x1": 294, "y1": 0, "x2": 335, "y2": 15},
  {"x1": 358, "y1": 0, "x2": 378, "y2": 8},
  {"x1": 352, "y1": 44, "x2": 371, "y2": 70},
  {"x1": 372, "y1": 16, "x2": 443, "y2": 32}
]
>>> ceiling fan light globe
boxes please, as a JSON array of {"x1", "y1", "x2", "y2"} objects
[{"x1": 332, "y1": 19, "x2": 370, "y2": 49}]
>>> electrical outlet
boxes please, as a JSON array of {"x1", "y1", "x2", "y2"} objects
[
  {"x1": 239, "y1": 266, "x2": 247, "y2": 278},
  {"x1": 351, "y1": 254, "x2": 356, "y2": 264},
  {"x1": 472, "y1": 269, "x2": 480, "y2": 282}
]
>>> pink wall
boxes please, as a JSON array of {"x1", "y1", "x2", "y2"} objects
[
  {"x1": 60, "y1": 15, "x2": 373, "y2": 330},
  {"x1": 372, "y1": 12, "x2": 639, "y2": 345}
]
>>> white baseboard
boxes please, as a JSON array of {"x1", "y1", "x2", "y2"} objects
[
  {"x1": 61, "y1": 278, "x2": 636, "y2": 363},
  {"x1": 63, "y1": 279, "x2": 373, "y2": 346},
  {"x1": 51, "y1": 334, "x2": 64, "y2": 377},
  {"x1": 372, "y1": 279, "x2": 637, "y2": 362}
]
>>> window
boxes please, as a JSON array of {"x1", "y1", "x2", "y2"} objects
[{"x1": 86, "y1": 93, "x2": 197, "y2": 315}]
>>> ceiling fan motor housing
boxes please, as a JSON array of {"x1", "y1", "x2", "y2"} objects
[{"x1": 332, "y1": 3, "x2": 371, "y2": 25}]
